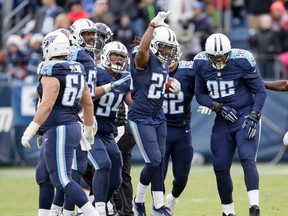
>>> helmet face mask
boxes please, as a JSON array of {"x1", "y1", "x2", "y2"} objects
[
  {"x1": 95, "y1": 22, "x2": 113, "y2": 51},
  {"x1": 70, "y1": 19, "x2": 97, "y2": 52},
  {"x1": 150, "y1": 27, "x2": 178, "y2": 65},
  {"x1": 205, "y1": 33, "x2": 231, "y2": 70},
  {"x1": 42, "y1": 31, "x2": 70, "y2": 61},
  {"x1": 101, "y1": 41, "x2": 129, "y2": 73},
  {"x1": 156, "y1": 42, "x2": 177, "y2": 63},
  {"x1": 169, "y1": 42, "x2": 182, "y2": 68}
]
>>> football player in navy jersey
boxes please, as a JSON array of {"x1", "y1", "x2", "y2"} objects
[
  {"x1": 87, "y1": 41, "x2": 132, "y2": 215},
  {"x1": 21, "y1": 31, "x2": 99, "y2": 216},
  {"x1": 193, "y1": 33, "x2": 266, "y2": 216},
  {"x1": 128, "y1": 11, "x2": 181, "y2": 216},
  {"x1": 162, "y1": 41, "x2": 195, "y2": 215},
  {"x1": 45, "y1": 18, "x2": 100, "y2": 215}
]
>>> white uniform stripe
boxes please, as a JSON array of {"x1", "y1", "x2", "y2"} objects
[
  {"x1": 71, "y1": 149, "x2": 77, "y2": 170},
  {"x1": 115, "y1": 126, "x2": 125, "y2": 143},
  {"x1": 128, "y1": 120, "x2": 150, "y2": 163},
  {"x1": 56, "y1": 125, "x2": 70, "y2": 186},
  {"x1": 255, "y1": 119, "x2": 262, "y2": 161}
]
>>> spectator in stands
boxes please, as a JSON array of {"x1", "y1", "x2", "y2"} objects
[
  {"x1": 108, "y1": 0, "x2": 133, "y2": 22},
  {"x1": 25, "y1": 33, "x2": 43, "y2": 81},
  {"x1": 231, "y1": 0, "x2": 245, "y2": 26},
  {"x1": 54, "y1": 13, "x2": 72, "y2": 30},
  {"x1": 270, "y1": 1, "x2": 288, "y2": 31},
  {"x1": 205, "y1": 1, "x2": 220, "y2": 30},
  {"x1": 249, "y1": 14, "x2": 282, "y2": 79},
  {"x1": 245, "y1": 0, "x2": 272, "y2": 31},
  {"x1": 32, "y1": 0, "x2": 64, "y2": 35},
  {"x1": 180, "y1": 1, "x2": 215, "y2": 60},
  {"x1": 129, "y1": 0, "x2": 160, "y2": 36},
  {"x1": 5, "y1": 34, "x2": 28, "y2": 80},
  {"x1": 81, "y1": 0, "x2": 96, "y2": 14},
  {"x1": 67, "y1": 0, "x2": 88, "y2": 23},
  {"x1": 113, "y1": 12, "x2": 137, "y2": 52},
  {"x1": 89, "y1": 0, "x2": 115, "y2": 27}
]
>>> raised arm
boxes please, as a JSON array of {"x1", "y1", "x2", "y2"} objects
[{"x1": 134, "y1": 11, "x2": 171, "y2": 70}]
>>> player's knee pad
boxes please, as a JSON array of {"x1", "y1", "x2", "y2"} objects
[
  {"x1": 213, "y1": 157, "x2": 232, "y2": 171},
  {"x1": 241, "y1": 159, "x2": 256, "y2": 171},
  {"x1": 110, "y1": 176, "x2": 122, "y2": 191},
  {"x1": 96, "y1": 158, "x2": 112, "y2": 171},
  {"x1": 214, "y1": 169, "x2": 230, "y2": 181},
  {"x1": 178, "y1": 146, "x2": 194, "y2": 164},
  {"x1": 36, "y1": 168, "x2": 50, "y2": 185},
  {"x1": 173, "y1": 176, "x2": 188, "y2": 189},
  {"x1": 76, "y1": 162, "x2": 88, "y2": 175},
  {"x1": 113, "y1": 150, "x2": 124, "y2": 169},
  {"x1": 145, "y1": 161, "x2": 161, "y2": 173}
]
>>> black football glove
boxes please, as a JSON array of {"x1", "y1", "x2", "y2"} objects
[
  {"x1": 242, "y1": 111, "x2": 261, "y2": 139},
  {"x1": 211, "y1": 102, "x2": 238, "y2": 122}
]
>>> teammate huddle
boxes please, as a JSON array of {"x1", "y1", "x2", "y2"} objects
[{"x1": 20, "y1": 9, "x2": 270, "y2": 216}]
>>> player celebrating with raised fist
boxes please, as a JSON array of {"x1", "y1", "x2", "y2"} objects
[
  {"x1": 193, "y1": 33, "x2": 266, "y2": 216},
  {"x1": 129, "y1": 11, "x2": 180, "y2": 216}
]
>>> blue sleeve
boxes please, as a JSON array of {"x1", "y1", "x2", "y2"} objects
[
  {"x1": 244, "y1": 74, "x2": 267, "y2": 113},
  {"x1": 240, "y1": 51, "x2": 267, "y2": 112},
  {"x1": 194, "y1": 61, "x2": 214, "y2": 108}
]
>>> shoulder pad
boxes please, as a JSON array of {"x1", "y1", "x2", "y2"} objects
[
  {"x1": 230, "y1": 49, "x2": 256, "y2": 67},
  {"x1": 178, "y1": 60, "x2": 193, "y2": 69},
  {"x1": 193, "y1": 51, "x2": 208, "y2": 61}
]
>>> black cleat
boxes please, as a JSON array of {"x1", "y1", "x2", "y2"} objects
[
  {"x1": 132, "y1": 199, "x2": 146, "y2": 216},
  {"x1": 250, "y1": 205, "x2": 260, "y2": 216},
  {"x1": 222, "y1": 213, "x2": 236, "y2": 216}
]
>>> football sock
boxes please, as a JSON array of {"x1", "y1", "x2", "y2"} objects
[
  {"x1": 152, "y1": 191, "x2": 164, "y2": 209},
  {"x1": 135, "y1": 182, "x2": 148, "y2": 203},
  {"x1": 222, "y1": 202, "x2": 235, "y2": 215},
  {"x1": 38, "y1": 208, "x2": 50, "y2": 216},
  {"x1": 248, "y1": 189, "x2": 259, "y2": 206}
]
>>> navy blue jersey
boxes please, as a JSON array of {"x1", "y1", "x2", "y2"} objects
[
  {"x1": 95, "y1": 65, "x2": 131, "y2": 134},
  {"x1": 37, "y1": 60, "x2": 86, "y2": 130},
  {"x1": 194, "y1": 49, "x2": 266, "y2": 114},
  {"x1": 129, "y1": 48, "x2": 168, "y2": 124},
  {"x1": 164, "y1": 60, "x2": 195, "y2": 127},
  {"x1": 69, "y1": 46, "x2": 97, "y2": 99}
]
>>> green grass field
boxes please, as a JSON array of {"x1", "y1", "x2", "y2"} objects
[{"x1": 0, "y1": 163, "x2": 287, "y2": 216}]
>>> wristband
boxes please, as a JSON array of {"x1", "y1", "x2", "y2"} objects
[
  {"x1": 102, "y1": 83, "x2": 112, "y2": 93},
  {"x1": 149, "y1": 23, "x2": 156, "y2": 28}
]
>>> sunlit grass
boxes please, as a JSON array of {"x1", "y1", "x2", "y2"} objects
[{"x1": 0, "y1": 164, "x2": 287, "y2": 215}]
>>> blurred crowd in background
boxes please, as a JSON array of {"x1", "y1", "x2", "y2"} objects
[{"x1": 1, "y1": 0, "x2": 288, "y2": 81}]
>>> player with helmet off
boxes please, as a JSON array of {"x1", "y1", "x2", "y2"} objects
[
  {"x1": 21, "y1": 31, "x2": 99, "y2": 216},
  {"x1": 129, "y1": 11, "x2": 180, "y2": 216},
  {"x1": 193, "y1": 33, "x2": 266, "y2": 216}
]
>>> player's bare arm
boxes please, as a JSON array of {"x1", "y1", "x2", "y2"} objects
[
  {"x1": 264, "y1": 80, "x2": 288, "y2": 91},
  {"x1": 33, "y1": 76, "x2": 59, "y2": 125}
]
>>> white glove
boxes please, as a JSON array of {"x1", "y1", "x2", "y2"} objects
[
  {"x1": 84, "y1": 125, "x2": 94, "y2": 145},
  {"x1": 197, "y1": 106, "x2": 212, "y2": 115},
  {"x1": 103, "y1": 75, "x2": 131, "y2": 93},
  {"x1": 283, "y1": 131, "x2": 288, "y2": 146},
  {"x1": 150, "y1": 10, "x2": 171, "y2": 28},
  {"x1": 78, "y1": 112, "x2": 98, "y2": 135},
  {"x1": 93, "y1": 116, "x2": 98, "y2": 136},
  {"x1": 21, "y1": 121, "x2": 40, "y2": 148},
  {"x1": 169, "y1": 78, "x2": 181, "y2": 94}
]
